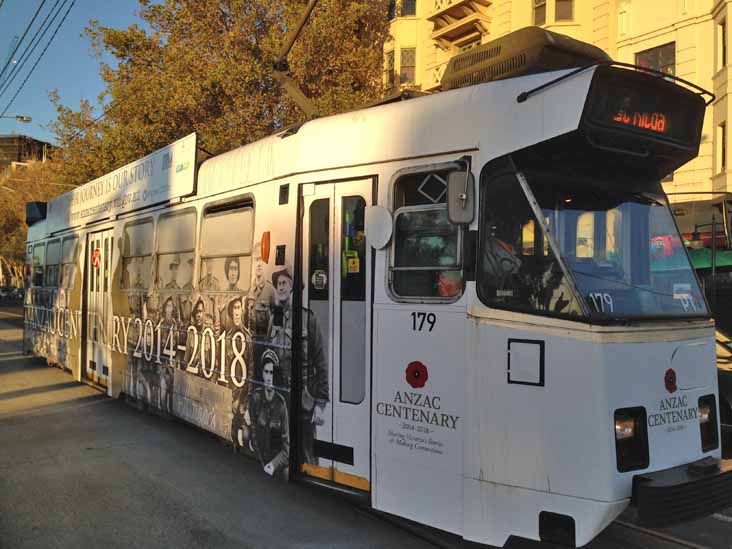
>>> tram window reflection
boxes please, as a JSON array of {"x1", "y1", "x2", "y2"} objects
[
  {"x1": 516, "y1": 172, "x2": 708, "y2": 319},
  {"x1": 32, "y1": 243, "x2": 45, "y2": 287},
  {"x1": 45, "y1": 239, "x2": 61, "y2": 288},
  {"x1": 157, "y1": 210, "x2": 196, "y2": 290},
  {"x1": 390, "y1": 169, "x2": 464, "y2": 300},
  {"x1": 479, "y1": 174, "x2": 582, "y2": 317},
  {"x1": 121, "y1": 219, "x2": 154, "y2": 290},
  {"x1": 59, "y1": 237, "x2": 78, "y2": 289},
  {"x1": 199, "y1": 205, "x2": 253, "y2": 293}
]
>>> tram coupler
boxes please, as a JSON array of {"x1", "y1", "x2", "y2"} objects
[{"x1": 631, "y1": 457, "x2": 732, "y2": 527}]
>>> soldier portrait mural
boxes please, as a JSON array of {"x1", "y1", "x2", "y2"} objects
[{"x1": 97, "y1": 224, "x2": 331, "y2": 478}]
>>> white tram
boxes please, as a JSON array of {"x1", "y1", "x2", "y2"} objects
[{"x1": 23, "y1": 28, "x2": 732, "y2": 547}]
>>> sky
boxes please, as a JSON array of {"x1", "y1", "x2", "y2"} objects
[{"x1": 0, "y1": 0, "x2": 143, "y2": 144}]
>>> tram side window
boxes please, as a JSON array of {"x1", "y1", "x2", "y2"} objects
[
  {"x1": 45, "y1": 240, "x2": 61, "y2": 287},
  {"x1": 157, "y1": 210, "x2": 196, "y2": 290},
  {"x1": 121, "y1": 220, "x2": 154, "y2": 290},
  {"x1": 478, "y1": 175, "x2": 582, "y2": 318},
  {"x1": 25, "y1": 246, "x2": 32, "y2": 288},
  {"x1": 32, "y1": 243, "x2": 45, "y2": 287},
  {"x1": 390, "y1": 169, "x2": 464, "y2": 300},
  {"x1": 199, "y1": 205, "x2": 254, "y2": 293},
  {"x1": 59, "y1": 237, "x2": 79, "y2": 289}
]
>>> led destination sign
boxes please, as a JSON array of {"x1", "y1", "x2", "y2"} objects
[
  {"x1": 612, "y1": 110, "x2": 668, "y2": 134},
  {"x1": 585, "y1": 67, "x2": 705, "y2": 148}
]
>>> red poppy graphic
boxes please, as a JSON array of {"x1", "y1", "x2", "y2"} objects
[
  {"x1": 406, "y1": 361, "x2": 428, "y2": 389},
  {"x1": 665, "y1": 368, "x2": 677, "y2": 394}
]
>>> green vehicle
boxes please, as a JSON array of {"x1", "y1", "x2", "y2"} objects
[{"x1": 668, "y1": 192, "x2": 732, "y2": 454}]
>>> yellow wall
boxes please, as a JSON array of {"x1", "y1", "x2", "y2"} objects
[{"x1": 386, "y1": 0, "x2": 726, "y2": 196}]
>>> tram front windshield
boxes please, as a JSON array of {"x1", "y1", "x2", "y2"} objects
[{"x1": 479, "y1": 172, "x2": 708, "y2": 320}]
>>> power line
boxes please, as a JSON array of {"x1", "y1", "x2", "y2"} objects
[
  {"x1": 0, "y1": 0, "x2": 67, "y2": 100},
  {"x1": 0, "y1": 0, "x2": 48, "y2": 84},
  {"x1": 0, "y1": 0, "x2": 76, "y2": 118}
]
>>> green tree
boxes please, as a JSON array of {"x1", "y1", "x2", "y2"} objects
[
  {"x1": 7, "y1": 0, "x2": 392, "y2": 260},
  {"x1": 78, "y1": 0, "x2": 391, "y2": 168},
  {"x1": 0, "y1": 161, "x2": 61, "y2": 262}
]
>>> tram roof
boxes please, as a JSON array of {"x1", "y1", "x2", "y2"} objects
[
  {"x1": 196, "y1": 66, "x2": 596, "y2": 197},
  {"x1": 28, "y1": 66, "x2": 597, "y2": 241}
]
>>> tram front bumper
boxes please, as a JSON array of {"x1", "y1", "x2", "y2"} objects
[{"x1": 632, "y1": 457, "x2": 732, "y2": 527}]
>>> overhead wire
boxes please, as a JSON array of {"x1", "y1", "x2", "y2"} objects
[
  {"x1": 0, "y1": 0, "x2": 48, "y2": 85},
  {"x1": 0, "y1": 0, "x2": 76, "y2": 118},
  {"x1": 0, "y1": 0, "x2": 67, "y2": 100}
]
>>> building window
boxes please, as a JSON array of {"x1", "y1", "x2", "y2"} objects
[
  {"x1": 385, "y1": 50, "x2": 395, "y2": 89},
  {"x1": 718, "y1": 19, "x2": 727, "y2": 71},
  {"x1": 400, "y1": 48, "x2": 416, "y2": 84},
  {"x1": 390, "y1": 168, "x2": 464, "y2": 300},
  {"x1": 389, "y1": 0, "x2": 416, "y2": 19},
  {"x1": 556, "y1": 0, "x2": 573, "y2": 21},
  {"x1": 533, "y1": 0, "x2": 547, "y2": 26},
  {"x1": 459, "y1": 38, "x2": 482, "y2": 53},
  {"x1": 635, "y1": 42, "x2": 675, "y2": 76},
  {"x1": 401, "y1": 0, "x2": 416, "y2": 16},
  {"x1": 718, "y1": 122, "x2": 727, "y2": 173}
]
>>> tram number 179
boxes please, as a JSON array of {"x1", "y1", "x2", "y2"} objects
[
  {"x1": 411, "y1": 312, "x2": 436, "y2": 332},
  {"x1": 588, "y1": 292, "x2": 614, "y2": 314}
]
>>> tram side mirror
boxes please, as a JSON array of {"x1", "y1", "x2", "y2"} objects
[
  {"x1": 447, "y1": 166, "x2": 475, "y2": 225},
  {"x1": 365, "y1": 205, "x2": 393, "y2": 249}
]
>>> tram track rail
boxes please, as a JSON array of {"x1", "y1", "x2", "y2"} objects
[{"x1": 609, "y1": 520, "x2": 708, "y2": 549}]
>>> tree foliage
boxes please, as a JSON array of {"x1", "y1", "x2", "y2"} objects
[
  {"x1": 0, "y1": 161, "x2": 61, "y2": 262},
  {"x1": 5, "y1": 0, "x2": 392, "y2": 260},
  {"x1": 64, "y1": 0, "x2": 391, "y2": 176}
]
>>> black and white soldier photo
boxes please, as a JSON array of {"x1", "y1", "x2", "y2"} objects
[
  {"x1": 247, "y1": 349, "x2": 289, "y2": 478},
  {"x1": 267, "y1": 267, "x2": 328, "y2": 465}
]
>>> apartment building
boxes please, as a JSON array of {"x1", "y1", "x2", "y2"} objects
[{"x1": 385, "y1": 0, "x2": 730, "y2": 196}]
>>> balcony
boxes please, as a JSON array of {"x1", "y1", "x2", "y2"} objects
[{"x1": 427, "y1": 0, "x2": 491, "y2": 50}]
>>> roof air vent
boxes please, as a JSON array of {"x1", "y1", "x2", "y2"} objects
[{"x1": 440, "y1": 26, "x2": 611, "y2": 91}]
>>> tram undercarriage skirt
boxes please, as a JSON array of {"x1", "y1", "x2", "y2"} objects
[{"x1": 632, "y1": 457, "x2": 732, "y2": 527}]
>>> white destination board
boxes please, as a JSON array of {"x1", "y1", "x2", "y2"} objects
[{"x1": 46, "y1": 133, "x2": 197, "y2": 233}]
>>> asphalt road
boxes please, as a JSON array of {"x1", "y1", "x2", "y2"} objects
[{"x1": 0, "y1": 303, "x2": 730, "y2": 549}]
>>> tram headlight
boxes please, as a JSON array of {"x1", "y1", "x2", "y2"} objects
[
  {"x1": 698, "y1": 395, "x2": 719, "y2": 452},
  {"x1": 615, "y1": 416, "x2": 636, "y2": 440},
  {"x1": 699, "y1": 403, "x2": 712, "y2": 424},
  {"x1": 614, "y1": 407, "x2": 649, "y2": 472}
]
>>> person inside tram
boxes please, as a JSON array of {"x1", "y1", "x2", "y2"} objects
[{"x1": 438, "y1": 270, "x2": 463, "y2": 298}]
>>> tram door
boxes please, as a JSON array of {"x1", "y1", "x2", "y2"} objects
[
  {"x1": 300, "y1": 179, "x2": 372, "y2": 491},
  {"x1": 85, "y1": 229, "x2": 113, "y2": 389}
]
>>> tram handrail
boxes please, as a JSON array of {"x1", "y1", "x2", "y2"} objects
[{"x1": 517, "y1": 61, "x2": 716, "y2": 106}]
